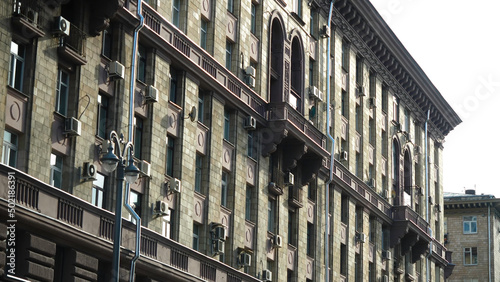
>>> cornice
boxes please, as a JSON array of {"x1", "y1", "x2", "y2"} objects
[{"x1": 328, "y1": 0, "x2": 461, "y2": 140}]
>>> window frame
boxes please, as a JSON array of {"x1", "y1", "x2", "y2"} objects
[
  {"x1": 8, "y1": 41, "x2": 25, "y2": 92},
  {"x1": 97, "y1": 94, "x2": 109, "y2": 139},
  {"x1": 221, "y1": 171, "x2": 228, "y2": 207},
  {"x1": 55, "y1": 68, "x2": 70, "y2": 116},
  {"x1": 172, "y1": 0, "x2": 181, "y2": 27},
  {"x1": 134, "y1": 116, "x2": 144, "y2": 159},
  {"x1": 463, "y1": 247, "x2": 478, "y2": 265},
  {"x1": 92, "y1": 172, "x2": 106, "y2": 208},
  {"x1": 137, "y1": 44, "x2": 147, "y2": 83},
  {"x1": 50, "y1": 153, "x2": 63, "y2": 189},
  {"x1": 2, "y1": 130, "x2": 18, "y2": 168},
  {"x1": 225, "y1": 41, "x2": 233, "y2": 70},
  {"x1": 463, "y1": 216, "x2": 477, "y2": 234},
  {"x1": 195, "y1": 154, "x2": 203, "y2": 193},
  {"x1": 200, "y1": 19, "x2": 208, "y2": 50},
  {"x1": 166, "y1": 136, "x2": 175, "y2": 176}
]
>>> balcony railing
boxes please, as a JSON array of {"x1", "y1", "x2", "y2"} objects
[
  {"x1": 58, "y1": 23, "x2": 87, "y2": 65},
  {"x1": 11, "y1": 0, "x2": 45, "y2": 37},
  {"x1": 122, "y1": 1, "x2": 266, "y2": 118},
  {"x1": 392, "y1": 206, "x2": 429, "y2": 233},
  {"x1": 0, "y1": 164, "x2": 260, "y2": 282}
]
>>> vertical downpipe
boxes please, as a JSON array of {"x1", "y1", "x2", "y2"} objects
[
  {"x1": 325, "y1": 2, "x2": 335, "y2": 282},
  {"x1": 425, "y1": 109, "x2": 431, "y2": 282},
  {"x1": 488, "y1": 205, "x2": 491, "y2": 282},
  {"x1": 125, "y1": 0, "x2": 144, "y2": 281}
]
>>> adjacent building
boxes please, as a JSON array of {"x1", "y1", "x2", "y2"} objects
[
  {"x1": 0, "y1": 0, "x2": 461, "y2": 281},
  {"x1": 444, "y1": 190, "x2": 500, "y2": 282}
]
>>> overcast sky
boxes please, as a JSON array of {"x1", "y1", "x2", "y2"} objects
[{"x1": 368, "y1": 0, "x2": 500, "y2": 197}]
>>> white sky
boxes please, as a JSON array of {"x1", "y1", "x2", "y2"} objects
[{"x1": 369, "y1": 0, "x2": 500, "y2": 197}]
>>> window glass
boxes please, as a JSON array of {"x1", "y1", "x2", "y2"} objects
[
  {"x1": 195, "y1": 154, "x2": 202, "y2": 193},
  {"x1": 166, "y1": 137, "x2": 174, "y2": 176},
  {"x1": 172, "y1": 0, "x2": 180, "y2": 27},
  {"x1": 56, "y1": 69, "x2": 70, "y2": 116},
  {"x1": 50, "y1": 153, "x2": 63, "y2": 188},
  {"x1": 92, "y1": 173, "x2": 105, "y2": 208},
  {"x1": 2, "y1": 131, "x2": 18, "y2": 168},
  {"x1": 137, "y1": 44, "x2": 147, "y2": 82},
  {"x1": 200, "y1": 20, "x2": 208, "y2": 50},
  {"x1": 221, "y1": 172, "x2": 228, "y2": 207},
  {"x1": 463, "y1": 216, "x2": 477, "y2": 234},
  {"x1": 134, "y1": 117, "x2": 143, "y2": 159},
  {"x1": 97, "y1": 94, "x2": 109, "y2": 138},
  {"x1": 9, "y1": 41, "x2": 25, "y2": 92}
]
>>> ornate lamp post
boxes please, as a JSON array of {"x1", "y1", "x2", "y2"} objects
[{"x1": 100, "y1": 131, "x2": 141, "y2": 281}]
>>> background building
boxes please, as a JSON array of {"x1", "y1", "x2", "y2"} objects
[
  {"x1": 444, "y1": 190, "x2": 500, "y2": 282},
  {"x1": 0, "y1": 0, "x2": 460, "y2": 281}
]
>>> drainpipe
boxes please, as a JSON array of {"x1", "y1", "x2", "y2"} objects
[
  {"x1": 425, "y1": 109, "x2": 430, "y2": 282},
  {"x1": 125, "y1": 0, "x2": 144, "y2": 281},
  {"x1": 488, "y1": 205, "x2": 491, "y2": 282},
  {"x1": 325, "y1": 2, "x2": 335, "y2": 282}
]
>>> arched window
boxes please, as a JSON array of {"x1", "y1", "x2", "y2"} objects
[
  {"x1": 290, "y1": 37, "x2": 303, "y2": 113},
  {"x1": 392, "y1": 139, "x2": 400, "y2": 206},
  {"x1": 269, "y1": 18, "x2": 284, "y2": 103},
  {"x1": 403, "y1": 149, "x2": 412, "y2": 206}
]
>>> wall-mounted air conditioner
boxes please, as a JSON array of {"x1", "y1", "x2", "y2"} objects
[
  {"x1": 356, "y1": 232, "x2": 366, "y2": 243},
  {"x1": 244, "y1": 116, "x2": 257, "y2": 130},
  {"x1": 108, "y1": 61, "x2": 125, "y2": 80},
  {"x1": 320, "y1": 25, "x2": 330, "y2": 38},
  {"x1": 262, "y1": 269, "x2": 272, "y2": 281},
  {"x1": 284, "y1": 172, "x2": 294, "y2": 186},
  {"x1": 64, "y1": 117, "x2": 81, "y2": 137},
  {"x1": 82, "y1": 162, "x2": 97, "y2": 181},
  {"x1": 53, "y1": 16, "x2": 70, "y2": 36},
  {"x1": 145, "y1": 85, "x2": 158, "y2": 103},
  {"x1": 273, "y1": 234, "x2": 283, "y2": 248},
  {"x1": 168, "y1": 178, "x2": 181, "y2": 194},
  {"x1": 213, "y1": 239, "x2": 225, "y2": 255},
  {"x1": 245, "y1": 66, "x2": 256, "y2": 77},
  {"x1": 382, "y1": 250, "x2": 392, "y2": 260},
  {"x1": 154, "y1": 200, "x2": 169, "y2": 216},
  {"x1": 340, "y1": 150, "x2": 348, "y2": 161},
  {"x1": 239, "y1": 252, "x2": 251, "y2": 267},
  {"x1": 138, "y1": 160, "x2": 151, "y2": 177}
]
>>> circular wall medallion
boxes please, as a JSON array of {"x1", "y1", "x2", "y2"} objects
[
  {"x1": 228, "y1": 21, "x2": 234, "y2": 34},
  {"x1": 195, "y1": 201, "x2": 201, "y2": 216},
  {"x1": 246, "y1": 230, "x2": 251, "y2": 242},
  {"x1": 224, "y1": 150, "x2": 230, "y2": 163},
  {"x1": 9, "y1": 102, "x2": 21, "y2": 121},
  {"x1": 198, "y1": 132, "x2": 204, "y2": 147},
  {"x1": 247, "y1": 165, "x2": 254, "y2": 179},
  {"x1": 202, "y1": 0, "x2": 209, "y2": 11}
]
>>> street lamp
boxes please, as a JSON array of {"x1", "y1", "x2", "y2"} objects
[{"x1": 100, "y1": 131, "x2": 140, "y2": 281}]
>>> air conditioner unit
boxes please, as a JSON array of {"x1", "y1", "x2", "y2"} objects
[
  {"x1": 244, "y1": 116, "x2": 257, "y2": 130},
  {"x1": 340, "y1": 150, "x2": 348, "y2": 161},
  {"x1": 108, "y1": 61, "x2": 125, "y2": 80},
  {"x1": 214, "y1": 239, "x2": 225, "y2": 255},
  {"x1": 168, "y1": 178, "x2": 182, "y2": 194},
  {"x1": 284, "y1": 172, "x2": 294, "y2": 186},
  {"x1": 381, "y1": 275, "x2": 389, "y2": 282},
  {"x1": 273, "y1": 234, "x2": 283, "y2": 248},
  {"x1": 138, "y1": 160, "x2": 151, "y2": 177},
  {"x1": 82, "y1": 162, "x2": 97, "y2": 180},
  {"x1": 320, "y1": 24, "x2": 330, "y2": 38},
  {"x1": 428, "y1": 196, "x2": 434, "y2": 205},
  {"x1": 145, "y1": 85, "x2": 158, "y2": 103},
  {"x1": 382, "y1": 189, "x2": 388, "y2": 199},
  {"x1": 214, "y1": 226, "x2": 226, "y2": 241},
  {"x1": 382, "y1": 250, "x2": 392, "y2": 260},
  {"x1": 245, "y1": 66, "x2": 256, "y2": 77},
  {"x1": 393, "y1": 122, "x2": 402, "y2": 133},
  {"x1": 368, "y1": 97, "x2": 376, "y2": 108},
  {"x1": 246, "y1": 76, "x2": 256, "y2": 88},
  {"x1": 356, "y1": 232, "x2": 366, "y2": 243},
  {"x1": 53, "y1": 16, "x2": 70, "y2": 36},
  {"x1": 308, "y1": 86, "x2": 320, "y2": 100},
  {"x1": 64, "y1": 117, "x2": 81, "y2": 137},
  {"x1": 155, "y1": 200, "x2": 169, "y2": 216},
  {"x1": 239, "y1": 252, "x2": 251, "y2": 267},
  {"x1": 356, "y1": 86, "x2": 366, "y2": 97},
  {"x1": 414, "y1": 145, "x2": 421, "y2": 155},
  {"x1": 262, "y1": 269, "x2": 272, "y2": 281}
]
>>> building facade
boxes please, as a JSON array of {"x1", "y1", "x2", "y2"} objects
[
  {"x1": 444, "y1": 191, "x2": 500, "y2": 282},
  {"x1": 0, "y1": 0, "x2": 461, "y2": 281}
]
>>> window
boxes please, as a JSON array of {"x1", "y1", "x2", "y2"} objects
[
  {"x1": 8, "y1": 41, "x2": 25, "y2": 92},
  {"x1": 134, "y1": 117, "x2": 144, "y2": 159},
  {"x1": 356, "y1": 56, "x2": 363, "y2": 86},
  {"x1": 166, "y1": 137, "x2": 174, "y2": 176},
  {"x1": 162, "y1": 209, "x2": 172, "y2": 239},
  {"x1": 225, "y1": 41, "x2": 232, "y2": 70},
  {"x1": 310, "y1": 10, "x2": 316, "y2": 36},
  {"x1": 221, "y1": 172, "x2": 228, "y2": 207},
  {"x1": 268, "y1": 198, "x2": 276, "y2": 233},
  {"x1": 169, "y1": 69, "x2": 178, "y2": 103},
  {"x1": 247, "y1": 131, "x2": 255, "y2": 158},
  {"x1": 227, "y1": 0, "x2": 234, "y2": 13},
  {"x1": 250, "y1": 4, "x2": 256, "y2": 34},
  {"x1": 245, "y1": 186, "x2": 252, "y2": 221},
  {"x1": 2, "y1": 130, "x2": 18, "y2": 168},
  {"x1": 56, "y1": 68, "x2": 70, "y2": 116},
  {"x1": 198, "y1": 92, "x2": 204, "y2": 123},
  {"x1": 393, "y1": 96, "x2": 400, "y2": 123},
  {"x1": 341, "y1": 40, "x2": 349, "y2": 71},
  {"x1": 92, "y1": 173, "x2": 106, "y2": 208},
  {"x1": 102, "y1": 28, "x2": 112, "y2": 59},
  {"x1": 195, "y1": 154, "x2": 203, "y2": 193},
  {"x1": 288, "y1": 210, "x2": 296, "y2": 246},
  {"x1": 137, "y1": 44, "x2": 147, "y2": 83},
  {"x1": 463, "y1": 216, "x2": 477, "y2": 234},
  {"x1": 200, "y1": 20, "x2": 208, "y2": 50},
  {"x1": 369, "y1": 217, "x2": 376, "y2": 242},
  {"x1": 341, "y1": 90, "x2": 348, "y2": 117},
  {"x1": 369, "y1": 117, "x2": 375, "y2": 144},
  {"x1": 340, "y1": 244, "x2": 347, "y2": 276},
  {"x1": 97, "y1": 94, "x2": 109, "y2": 139},
  {"x1": 382, "y1": 85, "x2": 388, "y2": 113},
  {"x1": 355, "y1": 105, "x2": 361, "y2": 132},
  {"x1": 292, "y1": 0, "x2": 302, "y2": 18},
  {"x1": 223, "y1": 109, "x2": 230, "y2": 141},
  {"x1": 463, "y1": 247, "x2": 478, "y2": 265},
  {"x1": 193, "y1": 223, "x2": 200, "y2": 251},
  {"x1": 341, "y1": 196, "x2": 348, "y2": 224},
  {"x1": 404, "y1": 108, "x2": 410, "y2": 132},
  {"x1": 306, "y1": 223, "x2": 314, "y2": 256},
  {"x1": 50, "y1": 153, "x2": 63, "y2": 189},
  {"x1": 172, "y1": 0, "x2": 180, "y2": 27},
  {"x1": 309, "y1": 59, "x2": 314, "y2": 86},
  {"x1": 129, "y1": 190, "x2": 142, "y2": 222}
]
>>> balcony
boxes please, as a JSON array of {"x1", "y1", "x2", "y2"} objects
[
  {"x1": 0, "y1": 164, "x2": 260, "y2": 281},
  {"x1": 12, "y1": 0, "x2": 45, "y2": 38},
  {"x1": 390, "y1": 206, "x2": 431, "y2": 261},
  {"x1": 58, "y1": 23, "x2": 87, "y2": 65},
  {"x1": 120, "y1": 1, "x2": 266, "y2": 120},
  {"x1": 264, "y1": 102, "x2": 329, "y2": 182}
]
